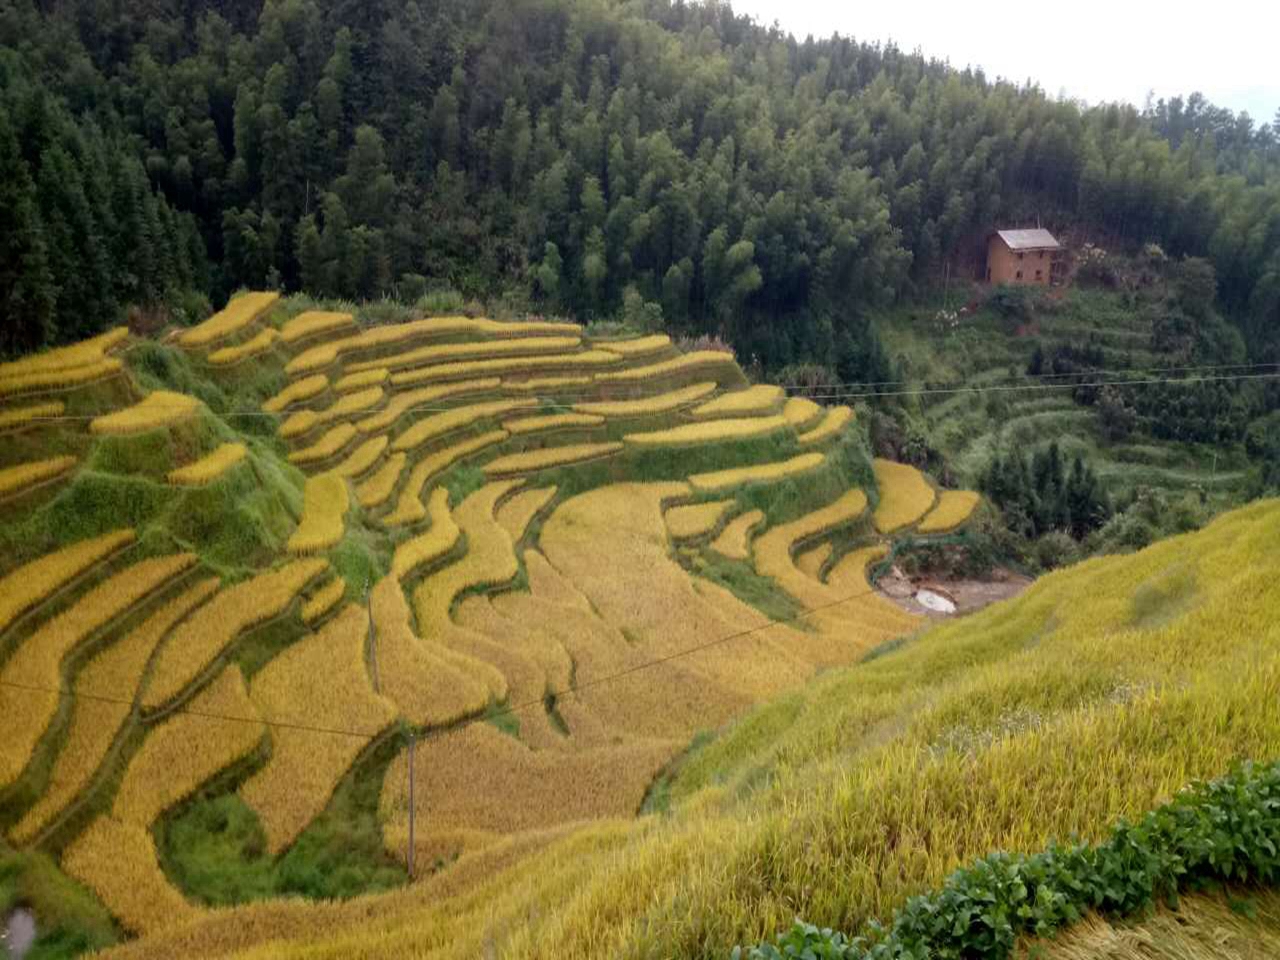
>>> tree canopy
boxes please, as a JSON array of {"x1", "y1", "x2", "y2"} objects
[{"x1": 1, "y1": 0, "x2": 1277, "y2": 367}]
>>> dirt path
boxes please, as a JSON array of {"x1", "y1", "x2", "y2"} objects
[{"x1": 876, "y1": 567, "x2": 1033, "y2": 618}]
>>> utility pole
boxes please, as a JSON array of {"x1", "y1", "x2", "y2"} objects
[
  {"x1": 366, "y1": 581, "x2": 380, "y2": 693},
  {"x1": 406, "y1": 733, "x2": 416, "y2": 881}
]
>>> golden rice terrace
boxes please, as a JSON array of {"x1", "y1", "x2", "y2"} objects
[{"x1": 0, "y1": 291, "x2": 1021, "y2": 959}]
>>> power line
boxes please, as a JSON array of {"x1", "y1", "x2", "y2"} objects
[
  {"x1": 775, "y1": 360, "x2": 1280, "y2": 391},
  {"x1": 0, "y1": 578, "x2": 886, "y2": 744},
  {"x1": 0, "y1": 677, "x2": 379, "y2": 741},
  {"x1": 797, "y1": 370, "x2": 1280, "y2": 402},
  {"x1": 9, "y1": 366, "x2": 1279, "y2": 423}
]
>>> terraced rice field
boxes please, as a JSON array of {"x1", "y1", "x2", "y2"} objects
[
  {"x1": 288, "y1": 473, "x2": 349, "y2": 554},
  {"x1": 574, "y1": 382, "x2": 716, "y2": 417},
  {"x1": 279, "y1": 310, "x2": 356, "y2": 346},
  {"x1": 141, "y1": 559, "x2": 328, "y2": 709},
  {"x1": 0, "y1": 401, "x2": 64, "y2": 433},
  {"x1": 167, "y1": 443, "x2": 247, "y2": 486},
  {"x1": 483, "y1": 442, "x2": 623, "y2": 477},
  {"x1": 11, "y1": 579, "x2": 220, "y2": 843},
  {"x1": 871, "y1": 458, "x2": 937, "y2": 532},
  {"x1": 241, "y1": 605, "x2": 396, "y2": 853},
  {"x1": 0, "y1": 314, "x2": 990, "y2": 959},
  {"x1": 207, "y1": 327, "x2": 278, "y2": 366},
  {"x1": 918, "y1": 489, "x2": 981, "y2": 532},
  {"x1": 0, "y1": 554, "x2": 197, "y2": 787},
  {"x1": 664, "y1": 500, "x2": 734, "y2": 539},
  {"x1": 691, "y1": 384, "x2": 784, "y2": 417},
  {"x1": 689, "y1": 451, "x2": 824, "y2": 492},
  {"x1": 624, "y1": 415, "x2": 790, "y2": 447},
  {"x1": 90, "y1": 391, "x2": 201, "y2": 435},
  {"x1": 262, "y1": 374, "x2": 328, "y2": 413},
  {"x1": 0, "y1": 456, "x2": 77, "y2": 499},
  {"x1": 178, "y1": 291, "x2": 279, "y2": 348}
]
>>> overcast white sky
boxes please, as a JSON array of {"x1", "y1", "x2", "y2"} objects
[{"x1": 729, "y1": 0, "x2": 1279, "y2": 124}]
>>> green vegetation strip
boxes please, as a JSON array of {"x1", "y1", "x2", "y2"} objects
[{"x1": 737, "y1": 759, "x2": 1280, "y2": 959}]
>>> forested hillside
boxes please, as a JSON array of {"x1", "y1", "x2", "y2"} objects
[{"x1": 2, "y1": 0, "x2": 1278, "y2": 370}]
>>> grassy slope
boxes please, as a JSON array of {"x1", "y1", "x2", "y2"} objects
[
  {"x1": 879, "y1": 287, "x2": 1252, "y2": 511},
  {"x1": 95, "y1": 495, "x2": 1280, "y2": 959}
]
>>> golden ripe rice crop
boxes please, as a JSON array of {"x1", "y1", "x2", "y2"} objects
[
  {"x1": 118, "y1": 668, "x2": 264, "y2": 826},
  {"x1": 347, "y1": 335, "x2": 582, "y2": 374},
  {"x1": 0, "y1": 553, "x2": 196, "y2": 788},
  {"x1": 391, "y1": 399, "x2": 535, "y2": 453},
  {"x1": 0, "y1": 401, "x2": 64, "y2": 433},
  {"x1": 333, "y1": 367, "x2": 388, "y2": 392},
  {"x1": 796, "y1": 542, "x2": 833, "y2": 579},
  {"x1": 624, "y1": 415, "x2": 790, "y2": 448},
  {"x1": 665, "y1": 500, "x2": 733, "y2": 540},
  {"x1": 691, "y1": 384, "x2": 784, "y2": 418},
  {"x1": 287, "y1": 473, "x2": 349, "y2": 555},
  {"x1": 782, "y1": 396, "x2": 823, "y2": 430},
  {"x1": 206, "y1": 327, "x2": 277, "y2": 366},
  {"x1": 0, "y1": 529, "x2": 134, "y2": 636},
  {"x1": 595, "y1": 349, "x2": 742, "y2": 385},
  {"x1": 370, "y1": 577, "x2": 500, "y2": 727},
  {"x1": 495, "y1": 486, "x2": 556, "y2": 540},
  {"x1": 279, "y1": 409, "x2": 318, "y2": 440},
  {"x1": 13, "y1": 579, "x2": 219, "y2": 843},
  {"x1": 179, "y1": 291, "x2": 279, "y2": 348},
  {"x1": 798, "y1": 405, "x2": 853, "y2": 445},
  {"x1": 391, "y1": 488, "x2": 460, "y2": 580},
  {"x1": 332, "y1": 435, "x2": 388, "y2": 479},
  {"x1": 91, "y1": 391, "x2": 201, "y2": 435},
  {"x1": 262, "y1": 374, "x2": 328, "y2": 413},
  {"x1": 503, "y1": 412, "x2": 604, "y2": 435},
  {"x1": 285, "y1": 387, "x2": 385, "y2": 438},
  {"x1": 752, "y1": 489, "x2": 869, "y2": 609},
  {"x1": 0, "y1": 357, "x2": 123, "y2": 398},
  {"x1": 483, "y1": 442, "x2": 623, "y2": 478},
  {"x1": 504, "y1": 375, "x2": 593, "y2": 392},
  {"x1": 355, "y1": 378, "x2": 501, "y2": 435},
  {"x1": 383, "y1": 430, "x2": 508, "y2": 527},
  {"x1": 279, "y1": 310, "x2": 356, "y2": 346},
  {"x1": 825, "y1": 545, "x2": 889, "y2": 594},
  {"x1": 380, "y1": 724, "x2": 673, "y2": 862},
  {"x1": 917, "y1": 489, "x2": 981, "y2": 533},
  {"x1": 709, "y1": 508, "x2": 764, "y2": 559},
  {"x1": 872, "y1": 458, "x2": 937, "y2": 533},
  {"x1": 142, "y1": 559, "x2": 328, "y2": 710},
  {"x1": 0, "y1": 456, "x2": 76, "y2": 499},
  {"x1": 574, "y1": 382, "x2": 717, "y2": 417},
  {"x1": 412, "y1": 481, "x2": 520, "y2": 635},
  {"x1": 300, "y1": 577, "x2": 346, "y2": 625},
  {"x1": 286, "y1": 316, "x2": 581, "y2": 376},
  {"x1": 288, "y1": 423, "x2": 357, "y2": 467},
  {"x1": 0, "y1": 327, "x2": 126, "y2": 381},
  {"x1": 167, "y1": 443, "x2": 247, "y2": 486},
  {"x1": 689, "y1": 451, "x2": 824, "y2": 493},
  {"x1": 241, "y1": 605, "x2": 395, "y2": 853},
  {"x1": 593, "y1": 334, "x2": 671, "y2": 356},
  {"x1": 62, "y1": 816, "x2": 202, "y2": 935},
  {"x1": 390, "y1": 350, "x2": 622, "y2": 389},
  {"x1": 356, "y1": 452, "x2": 406, "y2": 509}
]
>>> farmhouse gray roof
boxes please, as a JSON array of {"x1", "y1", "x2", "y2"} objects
[{"x1": 995, "y1": 228, "x2": 1061, "y2": 251}]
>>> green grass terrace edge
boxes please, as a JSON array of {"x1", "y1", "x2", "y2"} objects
[{"x1": 735, "y1": 757, "x2": 1280, "y2": 959}]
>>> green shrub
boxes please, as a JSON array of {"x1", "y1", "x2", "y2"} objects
[{"x1": 735, "y1": 759, "x2": 1280, "y2": 959}]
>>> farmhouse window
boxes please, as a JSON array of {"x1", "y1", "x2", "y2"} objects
[{"x1": 1016, "y1": 270, "x2": 1023, "y2": 279}]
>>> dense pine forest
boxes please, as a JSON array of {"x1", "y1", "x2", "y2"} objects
[{"x1": 2, "y1": 0, "x2": 1279, "y2": 374}]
